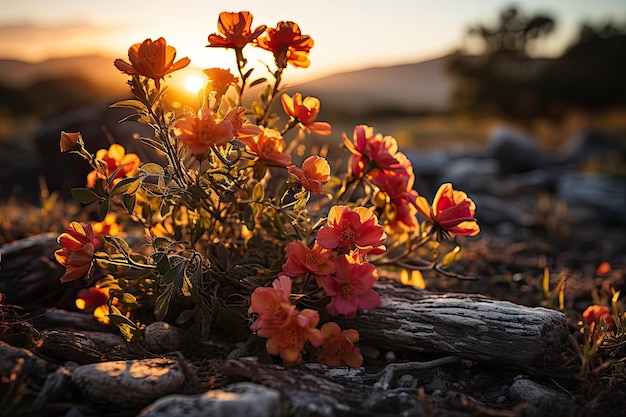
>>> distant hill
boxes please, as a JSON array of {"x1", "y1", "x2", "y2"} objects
[
  {"x1": 0, "y1": 55, "x2": 128, "y2": 96},
  {"x1": 0, "y1": 54, "x2": 454, "y2": 115},
  {"x1": 285, "y1": 56, "x2": 454, "y2": 115}
]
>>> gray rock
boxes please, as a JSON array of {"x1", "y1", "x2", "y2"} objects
[
  {"x1": 144, "y1": 322, "x2": 186, "y2": 354},
  {"x1": 437, "y1": 157, "x2": 500, "y2": 194},
  {"x1": 558, "y1": 128, "x2": 626, "y2": 166},
  {"x1": 556, "y1": 171, "x2": 626, "y2": 224},
  {"x1": 485, "y1": 125, "x2": 548, "y2": 175},
  {"x1": 138, "y1": 382, "x2": 281, "y2": 417},
  {"x1": 509, "y1": 376, "x2": 573, "y2": 417}
]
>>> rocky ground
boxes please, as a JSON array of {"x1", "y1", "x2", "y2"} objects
[{"x1": 1, "y1": 122, "x2": 626, "y2": 416}]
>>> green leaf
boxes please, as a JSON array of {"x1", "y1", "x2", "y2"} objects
[
  {"x1": 242, "y1": 204, "x2": 255, "y2": 231},
  {"x1": 140, "y1": 163, "x2": 165, "y2": 175},
  {"x1": 71, "y1": 188, "x2": 100, "y2": 204},
  {"x1": 154, "y1": 285, "x2": 173, "y2": 321},
  {"x1": 175, "y1": 308, "x2": 196, "y2": 325},
  {"x1": 122, "y1": 193, "x2": 136, "y2": 214},
  {"x1": 252, "y1": 182, "x2": 264, "y2": 202},
  {"x1": 99, "y1": 198, "x2": 110, "y2": 220},
  {"x1": 162, "y1": 261, "x2": 187, "y2": 285},
  {"x1": 249, "y1": 77, "x2": 267, "y2": 87},
  {"x1": 109, "y1": 99, "x2": 147, "y2": 111},
  {"x1": 110, "y1": 177, "x2": 141, "y2": 196}
]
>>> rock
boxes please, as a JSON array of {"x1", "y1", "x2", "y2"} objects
[
  {"x1": 437, "y1": 157, "x2": 500, "y2": 194},
  {"x1": 71, "y1": 357, "x2": 189, "y2": 406},
  {"x1": 558, "y1": 128, "x2": 626, "y2": 166},
  {"x1": 0, "y1": 340, "x2": 52, "y2": 382},
  {"x1": 485, "y1": 125, "x2": 548, "y2": 175},
  {"x1": 144, "y1": 322, "x2": 187, "y2": 353},
  {"x1": 138, "y1": 382, "x2": 282, "y2": 417},
  {"x1": 555, "y1": 171, "x2": 626, "y2": 224},
  {"x1": 509, "y1": 376, "x2": 573, "y2": 417}
]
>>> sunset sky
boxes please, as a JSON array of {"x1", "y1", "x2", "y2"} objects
[{"x1": 1, "y1": 0, "x2": 625, "y2": 83}]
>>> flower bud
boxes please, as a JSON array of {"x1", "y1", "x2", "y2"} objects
[{"x1": 60, "y1": 131, "x2": 84, "y2": 153}]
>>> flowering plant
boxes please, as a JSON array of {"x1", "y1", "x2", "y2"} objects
[{"x1": 55, "y1": 10, "x2": 479, "y2": 367}]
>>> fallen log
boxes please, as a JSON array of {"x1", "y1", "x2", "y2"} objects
[{"x1": 340, "y1": 280, "x2": 569, "y2": 369}]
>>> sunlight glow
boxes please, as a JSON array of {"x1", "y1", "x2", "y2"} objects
[{"x1": 185, "y1": 75, "x2": 204, "y2": 94}]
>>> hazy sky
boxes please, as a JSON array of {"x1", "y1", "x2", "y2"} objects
[{"x1": 2, "y1": 0, "x2": 625, "y2": 83}]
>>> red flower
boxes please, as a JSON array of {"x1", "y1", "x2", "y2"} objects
[
  {"x1": 238, "y1": 127, "x2": 292, "y2": 167},
  {"x1": 281, "y1": 93, "x2": 331, "y2": 136},
  {"x1": 322, "y1": 253, "x2": 380, "y2": 318},
  {"x1": 76, "y1": 287, "x2": 110, "y2": 312},
  {"x1": 415, "y1": 183, "x2": 480, "y2": 237},
  {"x1": 342, "y1": 125, "x2": 407, "y2": 178},
  {"x1": 317, "y1": 322, "x2": 363, "y2": 368},
  {"x1": 288, "y1": 156, "x2": 331, "y2": 195},
  {"x1": 54, "y1": 222, "x2": 96, "y2": 283},
  {"x1": 316, "y1": 205, "x2": 387, "y2": 255},
  {"x1": 114, "y1": 37, "x2": 190, "y2": 89},
  {"x1": 582, "y1": 305, "x2": 616, "y2": 333},
  {"x1": 282, "y1": 240, "x2": 336, "y2": 278},
  {"x1": 207, "y1": 11, "x2": 266, "y2": 50},
  {"x1": 256, "y1": 21, "x2": 313, "y2": 68},
  {"x1": 249, "y1": 275, "x2": 295, "y2": 337}
]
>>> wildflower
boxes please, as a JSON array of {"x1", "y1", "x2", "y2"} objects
[
  {"x1": 582, "y1": 305, "x2": 616, "y2": 333},
  {"x1": 76, "y1": 286, "x2": 109, "y2": 312},
  {"x1": 249, "y1": 275, "x2": 295, "y2": 336},
  {"x1": 265, "y1": 308, "x2": 323, "y2": 364},
  {"x1": 238, "y1": 127, "x2": 292, "y2": 167},
  {"x1": 256, "y1": 21, "x2": 313, "y2": 69},
  {"x1": 281, "y1": 93, "x2": 331, "y2": 136},
  {"x1": 342, "y1": 125, "x2": 406, "y2": 178},
  {"x1": 92, "y1": 213, "x2": 120, "y2": 238},
  {"x1": 282, "y1": 240, "x2": 336, "y2": 278},
  {"x1": 86, "y1": 144, "x2": 140, "y2": 188},
  {"x1": 288, "y1": 156, "x2": 331, "y2": 195},
  {"x1": 316, "y1": 205, "x2": 387, "y2": 255},
  {"x1": 173, "y1": 107, "x2": 257, "y2": 155},
  {"x1": 415, "y1": 183, "x2": 480, "y2": 238},
  {"x1": 207, "y1": 11, "x2": 267, "y2": 52},
  {"x1": 54, "y1": 222, "x2": 96, "y2": 283},
  {"x1": 317, "y1": 322, "x2": 363, "y2": 368},
  {"x1": 370, "y1": 169, "x2": 419, "y2": 231},
  {"x1": 114, "y1": 37, "x2": 190, "y2": 89},
  {"x1": 60, "y1": 131, "x2": 84, "y2": 153},
  {"x1": 202, "y1": 67, "x2": 239, "y2": 98},
  {"x1": 322, "y1": 253, "x2": 380, "y2": 318}
]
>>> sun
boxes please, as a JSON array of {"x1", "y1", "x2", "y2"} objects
[{"x1": 185, "y1": 75, "x2": 204, "y2": 93}]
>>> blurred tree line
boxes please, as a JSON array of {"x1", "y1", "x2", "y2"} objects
[{"x1": 447, "y1": 6, "x2": 626, "y2": 122}]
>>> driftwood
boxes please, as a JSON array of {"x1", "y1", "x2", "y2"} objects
[{"x1": 342, "y1": 280, "x2": 568, "y2": 369}]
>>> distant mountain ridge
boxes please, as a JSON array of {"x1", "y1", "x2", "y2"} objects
[{"x1": 0, "y1": 54, "x2": 454, "y2": 113}]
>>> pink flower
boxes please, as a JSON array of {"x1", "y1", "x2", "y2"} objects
[
  {"x1": 342, "y1": 125, "x2": 405, "y2": 178},
  {"x1": 265, "y1": 308, "x2": 323, "y2": 364},
  {"x1": 322, "y1": 254, "x2": 380, "y2": 318},
  {"x1": 316, "y1": 205, "x2": 387, "y2": 255},
  {"x1": 415, "y1": 183, "x2": 480, "y2": 237},
  {"x1": 249, "y1": 275, "x2": 295, "y2": 337},
  {"x1": 54, "y1": 222, "x2": 96, "y2": 283},
  {"x1": 281, "y1": 93, "x2": 331, "y2": 136},
  {"x1": 288, "y1": 156, "x2": 331, "y2": 195},
  {"x1": 317, "y1": 322, "x2": 363, "y2": 368},
  {"x1": 282, "y1": 240, "x2": 336, "y2": 279}
]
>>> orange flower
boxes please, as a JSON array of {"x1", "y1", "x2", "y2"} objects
[
  {"x1": 316, "y1": 206, "x2": 387, "y2": 255},
  {"x1": 282, "y1": 240, "x2": 336, "y2": 278},
  {"x1": 582, "y1": 305, "x2": 616, "y2": 333},
  {"x1": 265, "y1": 308, "x2": 323, "y2": 364},
  {"x1": 288, "y1": 156, "x2": 331, "y2": 195},
  {"x1": 415, "y1": 183, "x2": 480, "y2": 238},
  {"x1": 92, "y1": 213, "x2": 120, "y2": 238},
  {"x1": 86, "y1": 144, "x2": 140, "y2": 188},
  {"x1": 202, "y1": 67, "x2": 239, "y2": 98},
  {"x1": 60, "y1": 131, "x2": 84, "y2": 153},
  {"x1": 207, "y1": 11, "x2": 267, "y2": 50},
  {"x1": 281, "y1": 93, "x2": 331, "y2": 136},
  {"x1": 256, "y1": 21, "x2": 313, "y2": 68},
  {"x1": 54, "y1": 222, "x2": 96, "y2": 283},
  {"x1": 173, "y1": 107, "x2": 259, "y2": 156},
  {"x1": 238, "y1": 127, "x2": 292, "y2": 167},
  {"x1": 322, "y1": 253, "x2": 380, "y2": 318},
  {"x1": 370, "y1": 169, "x2": 420, "y2": 232},
  {"x1": 114, "y1": 37, "x2": 190, "y2": 89},
  {"x1": 317, "y1": 322, "x2": 363, "y2": 368}
]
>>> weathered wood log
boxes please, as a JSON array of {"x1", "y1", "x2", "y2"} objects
[{"x1": 339, "y1": 280, "x2": 568, "y2": 369}]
